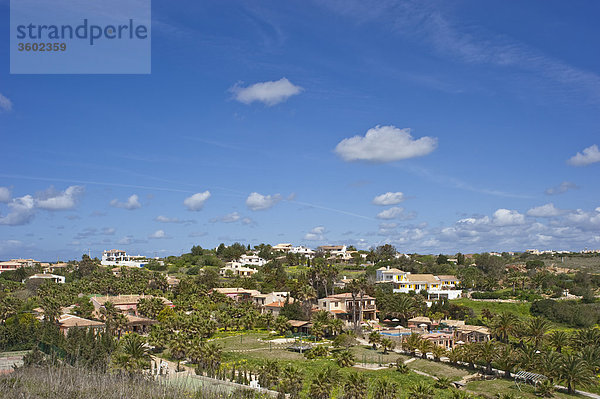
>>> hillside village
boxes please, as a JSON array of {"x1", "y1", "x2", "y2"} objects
[{"x1": 0, "y1": 242, "x2": 598, "y2": 398}]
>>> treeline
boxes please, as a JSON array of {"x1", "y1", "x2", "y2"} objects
[{"x1": 531, "y1": 299, "x2": 600, "y2": 328}]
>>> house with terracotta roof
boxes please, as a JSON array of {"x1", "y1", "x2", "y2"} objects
[
  {"x1": 57, "y1": 314, "x2": 105, "y2": 335},
  {"x1": 317, "y1": 292, "x2": 377, "y2": 325},
  {"x1": 90, "y1": 294, "x2": 173, "y2": 316},
  {"x1": 210, "y1": 287, "x2": 261, "y2": 301},
  {"x1": 455, "y1": 325, "x2": 491, "y2": 344}
]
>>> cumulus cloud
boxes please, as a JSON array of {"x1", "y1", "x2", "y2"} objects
[
  {"x1": 155, "y1": 215, "x2": 195, "y2": 224},
  {"x1": 0, "y1": 94, "x2": 12, "y2": 112},
  {"x1": 183, "y1": 191, "x2": 211, "y2": 211},
  {"x1": 304, "y1": 226, "x2": 326, "y2": 241},
  {"x1": 545, "y1": 181, "x2": 578, "y2": 195},
  {"x1": 376, "y1": 206, "x2": 415, "y2": 220},
  {"x1": 335, "y1": 125, "x2": 438, "y2": 163},
  {"x1": 246, "y1": 192, "x2": 282, "y2": 211},
  {"x1": 527, "y1": 203, "x2": 562, "y2": 218},
  {"x1": 0, "y1": 187, "x2": 11, "y2": 203},
  {"x1": 373, "y1": 192, "x2": 405, "y2": 206},
  {"x1": 110, "y1": 194, "x2": 141, "y2": 210},
  {"x1": 36, "y1": 185, "x2": 84, "y2": 210},
  {"x1": 568, "y1": 144, "x2": 600, "y2": 166},
  {"x1": 231, "y1": 78, "x2": 302, "y2": 106},
  {"x1": 149, "y1": 230, "x2": 168, "y2": 239},
  {"x1": 0, "y1": 195, "x2": 36, "y2": 226},
  {"x1": 492, "y1": 209, "x2": 526, "y2": 226}
]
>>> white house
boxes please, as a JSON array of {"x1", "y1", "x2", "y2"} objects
[
  {"x1": 238, "y1": 254, "x2": 267, "y2": 267},
  {"x1": 376, "y1": 266, "x2": 462, "y2": 300},
  {"x1": 27, "y1": 273, "x2": 66, "y2": 284},
  {"x1": 272, "y1": 243, "x2": 293, "y2": 253},
  {"x1": 101, "y1": 249, "x2": 151, "y2": 268},
  {"x1": 290, "y1": 246, "x2": 315, "y2": 257},
  {"x1": 220, "y1": 261, "x2": 257, "y2": 278}
]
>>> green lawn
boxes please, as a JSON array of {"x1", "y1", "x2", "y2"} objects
[
  {"x1": 406, "y1": 359, "x2": 471, "y2": 380},
  {"x1": 451, "y1": 298, "x2": 532, "y2": 319}
]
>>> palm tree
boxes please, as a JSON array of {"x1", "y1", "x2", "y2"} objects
[
  {"x1": 418, "y1": 339, "x2": 434, "y2": 359},
  {"x1": 309, "y1": 367, "x2": 338, "y2": 399},
  {"x1": 547, "y1": 330, "x2": 570, "y2": 353},
  {"x1": 539, "y1": 350, "x2": 562, "y2": 382},
  {"x1": 372, "y1": 377, "x2": 399, "y2": 399},
  {"x1": 524, "y1": 317, "x2": 550, "y2": 348},
  {"x1": 112, "y1": 332, "x2": 152, "y2": 374},
  {"x1": 200, "y1": 342, "x2": 222, "y2": 378},
  {"x1": 168, "y1": 332, "x2": 187, "y2": 372},
  {"x1": 558, "y1": 354, "x2": 596, "y2": 394},
  {"x1": 408, "y1": 381, "x2": 434, "y2": 399},
  {"x1": 368, "y1": 331, "x2": 381, "y2": 350},
  {"x1": 495, "y1": 344, "x2": 519, "y2": 378},
  {"x1": 534, "y1": 379, "x2": 555, "y2": 398},
  {"x1": 518, "y1": 343, "x2": 540, "y2": 372},
  {"x1": 114, "y1": 313, "x2": 129, "y2": 338},
  {"x1": 571, "y1": 328, "x2": 600, "y2": 350},
  {"x1": 431, "y1": 344, "x2": 446, "y2": 361},
  {"x1": 342, "y1": 372, "x2": 368, "y2": 399},
  {"x1": 279, "y1": 364, "x2": 303, "y2": 399},
  {"x1": 434, "y1": 376, "x2": 453, "y2": 389},
  {"x1": 577, "y1": 346, "x2": 600, "y2": 374},
  {"x1": 475, "y1": 340, "x2": 497, "y2": 374},
  {"x1": 258, "y1": 359, "x2": 280, "y2": 389},
  {"x1": 336, "y1": 349, "x2": 355, "y2": 368},
  {"x1": 100, "y1": 301, "x2": 119, "y2": 334},
  {"x1": 329, "y1": 317, "x2": 344, "y2": 336},
  {"x1": 274, "y1": 316, "x2": 291, "y2": 335},
  {"x1": 403, "y1": 333, "x2": 423, "y2": 356},
  {"x1": 491, "y1": 312, "x2": 518, "y2": 343},
  {"x1": 380, "y1": 337, "x2": 396, "y2": 354}
]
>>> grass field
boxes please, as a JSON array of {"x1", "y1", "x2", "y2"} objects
[{"x1": 451, "y1": 298, "x2": 532, "y2": 319}]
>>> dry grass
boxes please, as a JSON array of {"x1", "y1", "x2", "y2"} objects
[{"x1": 0, "y1": 366, "x2": 267, "y2": 399}]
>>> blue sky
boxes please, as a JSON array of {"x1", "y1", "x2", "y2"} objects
[{"x1": 1, "y1": 0, "x2": 600, "y2": 260}]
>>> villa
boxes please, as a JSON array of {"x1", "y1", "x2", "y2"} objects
[
  {"x1": 101, "y1": 249, "x2": 153, "y2": 268},
  {"x1": 91, "y1": 294, "x2": 173, "y2": 316},
  {"x1": 318, "y1": 292, "x2": 377, "y2": 325},
  {"x1": 220, "y1": 261, "x2": 257, "y2": 278},
  {"x1": 376, "y1": 266, "x2": 462, "y2": 300}
]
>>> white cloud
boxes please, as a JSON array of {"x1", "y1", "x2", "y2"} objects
[
  {"x1": 36, "y1": 185, "x2": 84, "y2": 210},
  {"x1": 0, "y1": 187, "x2": 11, "y2": 203},
  {"x1": 0, "y1": 195, "x2": 36, "y2": 226},
  {"x1": 376, "y1": 206, "x2": 415, "y2": 220},
  {"x1": 373, "y1": 192, "x2": 405, "y2": 206},
  {"x1": 155, "y1": 215, "x2": 195, "y2": 224},
  {"x1": 211, "y1": 212, "x2": 241, "y2": 223},
  {"x1": 492, "y1": 209, "x2": 526, "y2": 226},
  {"x1": 568, "y1": 144, "x2": 600, "y2": 166},
  {"x1": 527, "y1": 203, "x2": 562, "y2": 218},
  {"x1": 335, "y1": 125, "x2": 437, "y2": 162},
  {"x1": 183, "y1": 191, "x2": 211, "y2": 211},
  {"x1": 545, "y1": 181, "x2": 578, "y2": 195},
  {"x1": 110, "y1": 194, "x2": 142, "y2": 210},
  {"x1": 0, "y1": 93, "x2": 12, "y2": 112},
  {"x1": 304, "y1": 226, "x2": 326, "y2": 241},
  {"x1": 149, "y1": 230, "x2": 168, "y2": 239},
  {"x1": 231, "y1": 78, "x2": 302, "y2": 106},
  {"x1": 246, "y1": 192, "x2": 282, "y2": 211}
]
